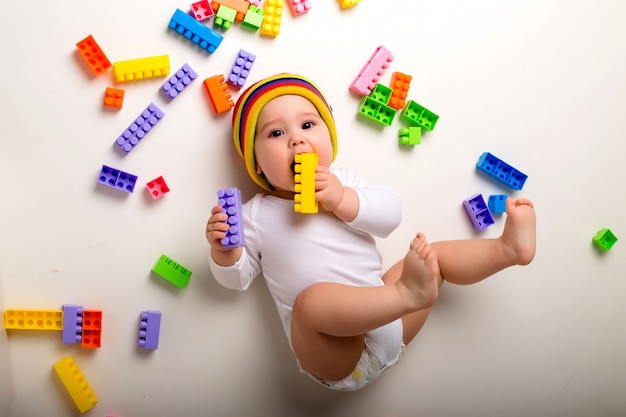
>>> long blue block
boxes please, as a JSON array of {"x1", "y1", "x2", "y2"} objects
[
  {"x1": 168, "y1": 9, "x2": 223, "y2": 54},
  {"x1": 475, "y1": 152, "x2": 527, "y2": 190}
]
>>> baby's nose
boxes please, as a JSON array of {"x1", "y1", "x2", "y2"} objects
[{"x1": 289, "y1": 134, "x2": 307, "y2": 147}]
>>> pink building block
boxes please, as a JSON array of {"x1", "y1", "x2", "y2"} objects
[
  {"x1": 287, "y1": 0, "x2": 311, "y2": 16},
  {"x1": 349, "y1": 45, "x2": 394, "y2": 97},
  {"x1": 146, "y1": 176, "x2": 170, "y2": 199},
  {"x1": 191, "y1": 0, "x2": 214, "y2": 21}
]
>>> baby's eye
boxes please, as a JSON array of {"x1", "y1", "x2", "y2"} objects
[
  {"x1": 269, "y1": 129, "x2": 284, "y2": 138},
  {"x1": 302, "y1": 121, "x2": 314, "y2": 130}
]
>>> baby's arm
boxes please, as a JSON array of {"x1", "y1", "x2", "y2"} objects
[
  {"x1": 206, "y1": 204, "x2": 243, "y2": 266},
  {"x1": 314, "y1": 165, "x2": 359, "y2": 222}
]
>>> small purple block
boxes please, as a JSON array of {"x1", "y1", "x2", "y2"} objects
[
  {"x1": 217, "y1": 188, "x2": 245, "y2": 248},
  {"x1": 98, "y1": 164, "x2": 138, "y2": 193},
  {"x1": 61, "y1": 304, "x2": 84, "y2": 344},
  {"x1": 463, "y1": 194, "x2": 495, "y2": 231},
  {"x1": 160, "y1": 63, "x2": 198, "y2": 100},
  {"x1": 115, "y1": 103, "x2": 165, "y2": 154},
  {"x1": 138, "y1": 310, "x2": 161, "y2": 350},
  {"x1": 226, "y1": 50, "x2": 256, "y2": 89}
]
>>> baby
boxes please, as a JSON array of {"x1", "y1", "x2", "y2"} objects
[{"x1": 206, "y1": 73, "x2": 536, "y2": 391}]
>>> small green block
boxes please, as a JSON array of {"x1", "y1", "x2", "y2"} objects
[
  {"x1": 357, "y1": 96, "x2": 396, "y2": 127},
  {"x1": 242, "y1": 5, "x2": 264, "y2": 31},
  {"x1": 152, "y1": 255, "x2": 192, "y2": 288},
  {"x1": 370, "y1": 83, "x2": 392, "y2": 104},
  {"x1": 592, "y1": 228, "x2": 618, "y2": 251},
  {"x1": 400, "y1": 100, "x2": 439, "y2": 131},
  {"x1": 215, "y1": 5, "x2": 236, "y2": 30},
  {"x1": 398, "y1": 127, "x2": 421, "y2": 145}
]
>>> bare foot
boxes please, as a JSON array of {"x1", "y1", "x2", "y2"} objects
[
  {"x1": 501, "y1": 198, "x2": 536, "y2": 265},
  {"x1": 396, "y1": 233, "x2": 440, "y2": 311}
]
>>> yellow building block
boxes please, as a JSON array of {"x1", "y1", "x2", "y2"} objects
[
  {"x1": 4, "y1": 309, "x2": 63, "y2": 330},
  {"x1": 260, "y1": 0, "x2": 284, "y2": 37},
  {"x1": 337, "y1": 0, "x2": 361, "y2": 8},
  {"x1": 113, "y1": 54, "x2": 170, "y2": 82},
  {"x1": 53, "y1": 356, "x2": 98, "y2": 414},
  {"x1": 294, "y1": 152, "x2": 318, "y2": 213}
]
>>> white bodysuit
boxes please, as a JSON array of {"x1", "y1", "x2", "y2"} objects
[{"x1": 209, "y1": 167, "x2": 404, "y2": 369}]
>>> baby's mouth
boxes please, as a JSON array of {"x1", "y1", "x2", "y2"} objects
[{"x1": 291, "y1": 160, "x2": 297, "y2": 175}]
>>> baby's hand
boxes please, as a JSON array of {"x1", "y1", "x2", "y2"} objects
[
  {"x1": 315, "y1": 165, "x2": 344, "y2": 211},
  {"x1": 206, "y1": 205, "x2": 231, "y2": 252}
]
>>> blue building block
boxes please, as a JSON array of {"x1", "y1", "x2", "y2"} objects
[
  {"x1": 138, "y1": 311, "x2": 161, "y2": 350},
  {"x1": 227, "y1": 49, "x2": 256, "y2": 89},
  {"x1": 488, "y1": 194, "x2": 508, "y2": 214},
  {"x1": 61, "y1": 304, "x2": 83, "y2": 344},
  {"x1": 98, "y1": 165, "x2": 138, "y2": 193},
  {"x1": 115, "y1": 103, "x2": 165, "y2": 154},
  {"x1": 476, "y1": 152, "x2": 527, "y2": 190},
  {"x1": 463, "y1": 194, "x2": 495, "y2": 231},
  {"x1": 217, "y1": 188, "x2": 245, "y2": 248},
  {"x1": 168, "y1": 8, "x2": 224, "y2": 54},
  {"x1": 160, "y1": 63, "x2": 198, "y2": 101}
]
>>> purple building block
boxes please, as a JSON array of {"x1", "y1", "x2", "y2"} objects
[
  {"x1": 226, "y1": 49, "x2": 256, "y2": 89},
  {"x1": 488, "y1": 194, "x2": 508, "y2": 214},
  {"x1": 61, "y1": 304, "x2": 83, "y2": 344},
  {"x1": 138, "y1": 310, "x2": 161, "y2": 350},
  {"x1": 98, "y1": 165, "x2": 138, "y2": 193},
  {"x1": 115, "y1": 103, "x2": 165, "y2": 154},
  {"x1": 160, "y1": 63, "x2": 198, "y2": 100},
  {"x1": 463, "y1": 194, "x2": 495, "y2": 231},
  {"x1": 217, "y1": 188, "x2": 245, "y2": 248}
]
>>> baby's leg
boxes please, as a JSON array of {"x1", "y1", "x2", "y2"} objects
[{"x1": 432, "y1": 198, "x2": 536, "y2": 285}]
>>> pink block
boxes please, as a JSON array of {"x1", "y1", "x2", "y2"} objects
[{"x1": 349, "y1": 45, "x2": 394, "y2": 96}]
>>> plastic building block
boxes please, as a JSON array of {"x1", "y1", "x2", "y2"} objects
[
  {"x1": 260, "y1": 0, "x2": 284, "y2": 37},
  {"x1": 358, "y1": 96, "x2": 397, "y2": 127},
  {"x1": 388, "y1": 72, "x2": 412, "y2": 110},
  {"x1": 369, "y1": 83, "x2": 392, "y2": 104},
  {"x1": 62, "y1": 304, "x2": 84, "y2": 344},
  {"x1": 4, "y1": 309, "x2": 63, "y2": 330},
  {"x1": 103, "y1": 87, "x2": 125, "y2": 110},
  {"x1": 146, "y1": 176, "x2": 170, "y2": 199},
  {"x1": 398, "y1": 127, "x2": 421, "y2": 146},
  {"x1": 214, "y1": 5, "x2": 237, "y2": 30},
  {"x1": 152, "y1": 255, "x2": 192, "y2": 289},
  {"x1": 488, "y1": 194, "x2": 508, "y2": 214},
  {"x1": 211, "y1": 0, "x2": 250, "y2": 21},
  {"x1": 227, "y1": 49, "x2": 256, "y2": 89},
  {"x1": 475, "y1": 152, "x2": 528, "y2": 191},
  {"x1": 248, "y1": 0, "x2": 263, "y2": 5},
  {"x1": 81, "y1": 310, "x2": 101, "y2": 349},
  {"x1": 463, "y1": 194, "x2": 495, "y2": 231},
  {"x1": 53, "y1": 356, "x2": 98, "y2": 413},
  {"x1": 349, "y1": 46, "x2": 393, "y2": 97},
  {"x1": 592, "y1": 228, "x2": 618, "y2": 251},
  {"x1": 138, "y1": 311, "x2": 161, "y2": 350},
  {"x1": 76, "y1": 35, "x2": 111, "y2": 76},
  {"x1": 113, "y1": 55, "x2": 170, "y2": 83},
  {"x1": 287, "y1": 0, "x2": 311, "y2": 16},
  {"x1": 217, "y1": 188, "x2": 246, "y2": 248},
  {"x1": 191, "y1": 0, "x2": 214, "y2": 21},
  {"x1": 338, "y1": 0, "x2": 361, "y2": 8},
  {"x1": 114, "y1": 103, "x2": 165, "y2": 154},
  {"x1": 400, "y1": 100, "x2": 439, "y2": 131},
  {"x1": 294, "y1": 153, "x2": 318, "y2": 213},
  {"x1": 203, "y1": 75, "x2": 234, "y2": 113},
  {"x1": 160, "y1": 63, "x2": 198, "y2": 101},
  {"x1": 98, "y1": 165, "x2": 138, "y2": 193},
  {"x1": 242, "y1": 5, "x2": 264, "y2": 31},
  {"x1": 168, "y1": 8, "x2": 224, "y2": 54}
]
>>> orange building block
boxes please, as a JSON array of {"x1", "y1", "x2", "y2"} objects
[
  {"x1": 388, "y1": 72, "x2": 412, "y2": 110},
  {"x1": 211, "y1": 0, "x2": 249, "y2": 22},
  {"x1": 203, "y1": 75, "x2": 234, "y2": 114},
  {"x1": 81, "y1": 310, "x2": 102, "y2": 349},
  {"x1": 76, "y1": 35, "x2": 112, "y2": 76},
  {"x1": 103, "y1": 87, "x2": 125, "y2": 110}
]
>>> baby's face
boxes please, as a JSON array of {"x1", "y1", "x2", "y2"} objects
[{"x1": 254, "y1": 95, "x2": 333, "y2": 193}]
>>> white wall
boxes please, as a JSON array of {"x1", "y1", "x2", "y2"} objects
[{"x1": 1, "y1": 1, "x2": 625, "y2": 416}]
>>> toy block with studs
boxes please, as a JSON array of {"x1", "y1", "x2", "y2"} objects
[
  {"x1": 217, "y1": 188, "x2": 246, "y2": 248},
  {"x1": 260, "y1": 0, "x2": 284, "y2": 37},
  {"x1": 242, "y1": 5, "x2": 264, "y2": 31},
  {"x1": 76, "y1": 35, "x2": 111, "y2": 76},
  {"x1": 62, "y1": 304, "x2": 84, "y2": 344},
  {"x1": 81, "y1": 310, "x2": 102, "y2": 349},
  {"x1": 203, "y1": 74, "x2": 234, "y2": 113},
  {"x1": 160, "y1": 63, "x2": 198, "y2": 101},
  {"x1": 227, "y1": 49, "x2": 256, "y2": 89},
  {"x1": 146, "y1": 176, "x2": 170, "y2": 199},
  {"x1": 463, "y1": 194, "x2": 495, "y2": 231},
  {"x1": 358, "y1": 96, "x2": 397, "y2": 127},
  {"x1": 488, "y1": 194, "x2": 508, "y2": 214},
  {"x1": 398, "y1": 127, "x2": 421, "y2": 146},
  {"x1": 191, "y1": 0, "x2": 214, "y2": 21},
  {"x1": 349, "y1": 45, "x2": 393, "y2": 97},
  {"x1": 287, "y1": 0, "x2": 312, "y2": 16},
  {"x1": 114, "y1": 102, "x2": 165, "y2": 154},
  {"x1": 152, "y1": 255, "x2": 192, "y2": 289},
  {"x1": 294, "y1": 153, "x2": 318, "y2": 213},
  {"x1": 388, "y1": 72, "x2": 412, "y2": 110},
  {"x1": 211, "y1": 0, "x2": 252, "y2": 22},
  {"x1": 138, "y1": 311, "x2": 161, "y2": 350},
  {"x1": 53, "y1": 356, "x2": 98, "y2": 413},
  {"x1": 168, "y1": 8, "x2": 224, "y2": 54},
  {"x1": 103, "y1": 87, "x2": 125, "y2": 110},
  {"x1": 214, "y1": 5, "x2": 237, "y2": 30},
  {"x1": 592, "y1": 228, "x2": 618, "y2": 251},
  {"x1": 4, "y1": 309, "x2": 63, "y2": 330},
  {"x1": 113, "y1": 55, "x2": 170, "y2": 82},
  {"x1": 476, "y1": 152, "x2": 527, "y2": 191},
  {"x1": 400, "y1": 100, "x2": 439, "y2": 131},
  {"x1": 97, "y1": 165, "x2": 138, "y2": 193},
  {"x1": 338, "y1": 0, "x2": 361, "y2": 8}
]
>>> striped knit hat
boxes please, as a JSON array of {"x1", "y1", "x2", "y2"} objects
[{"x1": 232, "y1": 73, "x2": 338, "y2": 191}]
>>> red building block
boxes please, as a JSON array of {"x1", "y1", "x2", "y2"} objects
[
  {"x1": 146, "y1": 176, "x2": 170, "y2": 199},
  {"x1": 191, "y1": 0, "x2": 215, "y2": 21},
  {"x1": 76, "y1": 35, "x2": 111, "y2": 76},
  {"x1": 81, "y1": 310, "x2": 102, "y2": 349}
]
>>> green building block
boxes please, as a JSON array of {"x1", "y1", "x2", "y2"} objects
[
  {"x1": 215, "y1": 5, "x2": 237, "y2": 30},
  {"x1": 592, "y1": 228, "x2": 618, "y2": 251},
  {"x1": 242, "y1": 5, "x2": 264, "y2": 31},
  {"x1": 398, "y1": 127, "x2": 421, "y2": 145},
  {"x1": 400, "y1": 100, "x2": 439, "y2": 131},
  {"x1": 152, "y1": 255, "x2": 192, "y2": 288},
  {"x1": 358, "y1": 96, "x2": 396, "y2": 127},
  {"x1": 370, "y1": 83, "x2": 392, "y2": 104}
]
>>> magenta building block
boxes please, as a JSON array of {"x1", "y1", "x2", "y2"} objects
[
  {"x1": 226, "y1": 49, "x2": 256, "y2": 89},
  {"x1": 160, "y1": 63, "x2": 198, "y2": 100},
  {"x1": 138, "y1": 310, "x2": 161, "y2": 350},
  {"x1": 115, "y1": 103, "x2": 165, "y2": 154},
  {"x1": 217, "y1": 188, "x2": 245, "y2": 248},
  {"x1": 61, "y1": 304, "x2": 84, "y2": 344},
  {"x1": 463, "y1": 194, "x2": 495, "y2": 231},
  {"x1": 98, "y1": 165, "x2": 138, "y2": 193}
]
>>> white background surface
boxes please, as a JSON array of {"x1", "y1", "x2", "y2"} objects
[{"x1": 1, "y1": 1, "x2": 625, "y2": 416}]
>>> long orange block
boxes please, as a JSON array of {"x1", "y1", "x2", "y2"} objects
[{"x1": 203, "y1": 75, "x2": 234, "y2": 114}]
